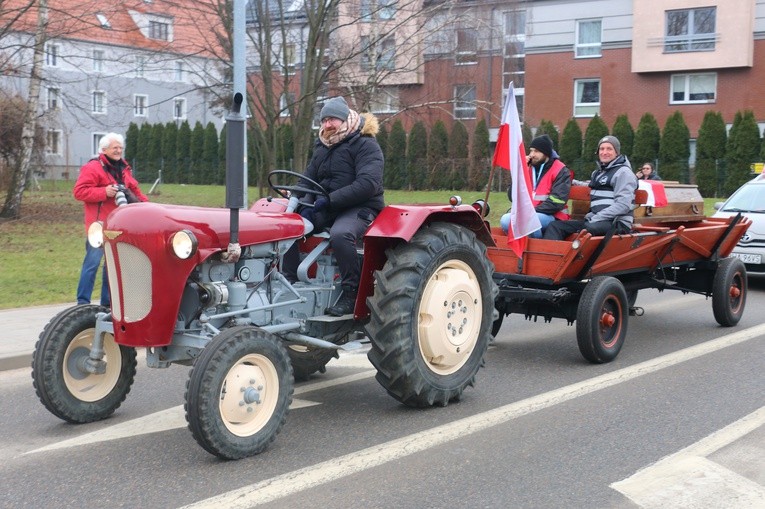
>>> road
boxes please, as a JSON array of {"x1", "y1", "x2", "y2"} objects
[{"x1": 1, "y1": 284, "x2": 764, "y2": 509}]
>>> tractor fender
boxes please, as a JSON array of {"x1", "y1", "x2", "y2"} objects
[{"x1": 356, "y1": 204, "x2": 495, "y2": 318}]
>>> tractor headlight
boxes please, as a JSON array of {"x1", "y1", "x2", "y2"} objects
[
  {"x1": 87, "y1": 221, "x2": 104, "y2": 248},
  {"x1": 171, "y1": 230, "x2": 198, "y2": 259}
]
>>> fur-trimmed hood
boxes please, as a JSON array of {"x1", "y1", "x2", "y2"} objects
[{"x1": 360, "y1": 113, "x2": 379, "y2": 137}]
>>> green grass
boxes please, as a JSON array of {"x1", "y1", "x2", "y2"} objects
[{"x1": 0, "y1": 181, "x2": 721, "y2": 310}]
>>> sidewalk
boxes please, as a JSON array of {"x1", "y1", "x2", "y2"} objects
[{"x1": 0, "y1": 303, "x2": 72, "y2": 371}]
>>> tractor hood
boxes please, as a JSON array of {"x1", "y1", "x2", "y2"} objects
[{"x1": 100, "y1": 202, "x2": 306, "y2": 347}]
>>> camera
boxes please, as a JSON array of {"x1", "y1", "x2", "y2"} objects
[{"x1": 114, "y1": 185, "x2": 138, "y2": 206}]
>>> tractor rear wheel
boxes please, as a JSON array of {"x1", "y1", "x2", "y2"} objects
[
  {"x1": 185, "y1": 326, "x2": 293, "y2": 460},
  {"x1": 366, "y1": 222, "x2": 497, "y2": 407},
  {"x1": 32, "y1": 305, "x2": 137, "y2": 423}
]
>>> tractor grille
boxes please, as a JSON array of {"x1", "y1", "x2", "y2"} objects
[
  {"x1": 104, "y1": 243, "x2": 120, "y2": 320},
  {"x1": 105, "y1": 242, "x2": 153, "y2": 322}
]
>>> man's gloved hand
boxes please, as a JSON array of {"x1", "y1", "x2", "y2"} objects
[
  {"x1": 314, "y1": 197, "x2": 328, "y2": 212},
  {"x1": 300, "y1": 206, "x2": 315, "y2": 223}
]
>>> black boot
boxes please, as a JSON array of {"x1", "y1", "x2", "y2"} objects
[{"x1": 327, "y1": 285, "x2": 357, "y2": 316}]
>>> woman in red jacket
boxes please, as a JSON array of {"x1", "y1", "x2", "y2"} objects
[{"x1": 72, "y1": 132, "x2": 148, "y2": 306}]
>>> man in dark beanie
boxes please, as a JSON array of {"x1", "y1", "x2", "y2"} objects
[
  {"x1": 543, "y1": 135, "x2": 637, "y2": 241},
  {"x1": 282, "y1": 96, "x2": 384, "y2": 316},
  {"x1": 500, "y1": 133, "x2": 572, "y2": 238}
]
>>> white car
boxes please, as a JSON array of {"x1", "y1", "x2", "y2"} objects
[{"x1": 713, "y1": 173, "x2": 765, "y2": 274}]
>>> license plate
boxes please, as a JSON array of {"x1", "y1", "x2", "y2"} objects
[{"x1": 731, "y1": 252, "x2": 762, "y2": 264}]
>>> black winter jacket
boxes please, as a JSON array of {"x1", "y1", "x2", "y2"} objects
[{"x1": 303, "y1": 114, "x2": 385, "y2": 213}]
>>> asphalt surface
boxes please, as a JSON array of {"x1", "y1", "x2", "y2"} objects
[{"x1": 2, "y1": 301, "x2": 763, "y2": 507}]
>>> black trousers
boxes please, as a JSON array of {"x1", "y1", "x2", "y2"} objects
[
  {"x1": 542, "y1": 219, "x2": 630, "y2": 241},
  {"x1": 283, "y1": 206, "x2": 374, "y2": 288}
]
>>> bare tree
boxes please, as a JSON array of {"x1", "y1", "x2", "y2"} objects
[{"x1": 1, "y1": 0, "x2": 45, "y2": 219}]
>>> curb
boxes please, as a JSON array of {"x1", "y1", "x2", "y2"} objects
[{"x1": 0, "y1": 353, "x2": 31, "y2": 372}]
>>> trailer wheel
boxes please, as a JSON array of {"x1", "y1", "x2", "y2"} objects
[
  {"x1": 576, "y1": 277, "x2": 628, "y2": 364},
  {"x1": 32, "y1": 305, "x2": 137, "y2": 423},
  {"x1": 712, "y1": 257, "x2": 747, "y2": 327},
  {"x1": 185, "y1": 326, "x2": 293, "y2": 460},
  {"x1": 366, "y1": 222, "x2": 497, "y2": 407}
]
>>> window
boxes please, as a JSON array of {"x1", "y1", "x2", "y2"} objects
[
  {"x1": 504, "y1": 9, "x2": 526, "y2": 36},
  {"x1": 173, "y1": 98, "x2": 186, "y2": 120},
  {"x1": 576, "y1": 19, "x2": 602, "y2": 58},
  {"x1": 379, "y1": 0, "x2": 395, "y2": 20},
  {"x1": 46, "y1": 87, "x2": 60, "y2": 110},
  {"x1": 96, "y1": 13, "x2": 111, "y2": 29},
  {"x1": 360, "y1": 36, "x2": 395, "y2": 71},
  {"x1": 670, "y1": 73, "x2": 716, "y2": 104},
  {"x1": 135, "y1": 56, "x2": 146, "y2": 78},
  {"x1": 92, "y1": 133, "x2": 106, "y2": 156},
  {"x1": 92, "y1": 91, "x2": 106, "y2": 114},
  {"x1": 370, "y1": 87, "x2": 399, "y2": 114},
  {"x1": 174, "y1": 61, "x2": 184, "y2": 82},
  {"x1": 360, "y1": 36, "x2": 372, "y2": 70},
  {"x1": 360, "y1": 0, "x2": 372, "y2": 20},
  {"x1": 454, "y1": 85, "x2": 476, "y2": 119},
  {"x1": 504, "y1": 40, "x2": 525, "y2": 88},
  {"x1": 360, "y1": 0, "x2": 395, "y2": 21},
  {"x1": 92, "y1": 49, "x2": 104, "y2": 72},
  {"x1": 456, "y1": 29, "x2": 478, "y2": 65},
  {"x1": 149, "y1": 20, "x2": 169, "y2": 40},
  {"x1": 574, "y1": 79, "x2": 600, "y2": 117},
  {"x1": 503, "y1": 10, "x2": 526, "y2": 96},
  {"x1": 46, "y1": 130, "x2": 62, "y2": 155},
  {"x1": 282, "y1": 43, "x2": 296, "y2": 74},
  {"x1": 665, "y1": 7, "x2": 716, "y2": 52},
  {"x1": 45, "y1": 43, "x2": 59, "y2": 67},
  {"x1": 379, "y1": 36, "x2": 395, "y2": 70},
  {"x1": 134, "y1": 94, "x2": 148, "y2": 116},
  {"x1": 279, "y1": 92, "x2": 294, "y2": 117}
]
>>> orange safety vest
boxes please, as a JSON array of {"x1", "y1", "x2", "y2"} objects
[{"x1": 531, "y1": 159, "x2": 570, "y2": 220}]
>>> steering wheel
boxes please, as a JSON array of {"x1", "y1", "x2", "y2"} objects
[{"x1": 267, "y1": 169, "x2": 330, "y2": 209}]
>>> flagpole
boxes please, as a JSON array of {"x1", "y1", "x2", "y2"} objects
[{"x1": 484, "y1": 164, "x2": 497, "y2": 207}]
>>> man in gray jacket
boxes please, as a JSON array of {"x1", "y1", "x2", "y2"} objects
[{"x1": 543, "y1": 135, "x2": 637, "y2": 240}]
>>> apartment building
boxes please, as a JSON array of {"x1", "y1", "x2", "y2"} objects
[
  {"x1": 0, "y1": 0, "x2": 226, "y2": 178},
  {"x1": 524, "y1": 0, "x2": 765, "y2": 153}
]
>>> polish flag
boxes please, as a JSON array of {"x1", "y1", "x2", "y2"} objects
[
  {"x1": 638, "y1": 180, "x2": 668, "y2": 207},
  {"x1": 492, "y1": 84, "x2": 541, "y2": 257}
]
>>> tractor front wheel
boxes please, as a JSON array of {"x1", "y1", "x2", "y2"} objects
[
  {"x1": 32, "y1": 305, "x2": 137, "y2": 423},
  {"x1": 185, "y1": 326, "x2": 293, "y2": 460}
]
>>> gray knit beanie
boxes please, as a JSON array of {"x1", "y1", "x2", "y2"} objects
[
  {"x1": 598, "y1": 135, "x2": 621, "y2": 154},
  {"x1": 320, "y1": 96, "x2": 350, "y2": 121}
]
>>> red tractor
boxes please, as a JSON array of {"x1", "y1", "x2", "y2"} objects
[
  {"x1": 32, "y1": 170, "x2": 498, "y2": 459},
  {"x1": 33, "y1": 173, "x2": 750, "y2": 460}
]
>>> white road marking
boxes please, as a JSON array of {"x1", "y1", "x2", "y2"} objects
[
  {"x1": 180, "y1": 323, "x2": 765, "y2": 509},
  {"x1": 611, "y1": 406, "x2": 765, "y2": 508},
  {"x1": 23, "y1": 370, "x2": 376, "y2": 456}
]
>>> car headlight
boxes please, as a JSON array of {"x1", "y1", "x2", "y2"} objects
[
  {"x1": 171, "y1": 230, "x2": 198, "y2": 259},
  {"x1": 87, "y1": 221, "x2": 104, "y2": 248}
]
